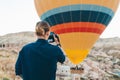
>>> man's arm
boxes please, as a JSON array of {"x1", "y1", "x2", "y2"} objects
[
  {"x1": 57, "y1": 47, "x2": 66, "y2": 63},
  {"x1": 15, "y1": 49, "x2": 23, "y2": 76}
]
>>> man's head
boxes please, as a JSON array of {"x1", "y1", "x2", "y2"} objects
[{"x1": 35, "y1": 21, "x2": 50, "y2": 40}]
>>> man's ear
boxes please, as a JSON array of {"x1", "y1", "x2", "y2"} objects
[{"x1": 45, "y1": 31, "x2": 50, "y2": 37}]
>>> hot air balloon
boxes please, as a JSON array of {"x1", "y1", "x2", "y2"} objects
[{"x1": 34, "y1": 0, "x2": 120, "y2": 64}]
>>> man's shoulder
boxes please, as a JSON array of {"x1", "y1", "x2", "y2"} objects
[
  {"x1": 48, "y1": 44, "x2": 60, "y2": 49},
  {"x1": 22, "y1": 42, "x2": 35, "y2": 49}
]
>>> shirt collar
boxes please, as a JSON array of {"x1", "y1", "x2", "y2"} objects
[{"x1": 36, "y1": 39, "x2": 48, "y2": 43}]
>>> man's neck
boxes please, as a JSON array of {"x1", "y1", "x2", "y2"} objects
[{"x1": 37, "y1": 36, "x2": 47, "y2": 40}]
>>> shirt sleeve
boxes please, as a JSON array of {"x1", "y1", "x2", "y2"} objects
[
  {"x1": 15, "y1": 48, "x2": 24, "y2": 75},
  {"x1": 57, "y1": 47, "x2": 66, "y2": 63}
]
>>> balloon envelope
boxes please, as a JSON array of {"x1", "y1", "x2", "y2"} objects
[{"x1": 34, "y1": 0, "x2": 120, "y2": 64}]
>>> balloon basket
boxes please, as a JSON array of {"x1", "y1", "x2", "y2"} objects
[{"x1": 70, "y1": 66, "x2": 84, "y2": 74}]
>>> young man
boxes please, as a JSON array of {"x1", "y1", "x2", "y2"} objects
[{"x1": 15, "y1": 21, "x2": 65, "y2": 80}]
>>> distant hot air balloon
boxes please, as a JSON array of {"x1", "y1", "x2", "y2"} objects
[{"x1": 34, "y1": 0, "x2": 120, "y2": 64}]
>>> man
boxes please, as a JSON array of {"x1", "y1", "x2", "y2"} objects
[{"x1": 15, "y1": 21, "x2": 65, "y2": 80}]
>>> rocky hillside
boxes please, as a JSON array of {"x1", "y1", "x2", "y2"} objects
[
  {"x1": 0, "y1": 31, "x2": 120, "y2": 47},
  {"x1": 94, "y1": 37, "x2": 120, "y2": 48},
  {"x1": 0, "y1": 31, "x2": 120, "y2": 80},
  {"x1": 0, "y1": 31, "x2": 36, "y2": 44}
]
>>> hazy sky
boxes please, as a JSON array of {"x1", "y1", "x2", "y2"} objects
[{"x1": 0, "y1": 0, "x2": 120, "y2": 38}]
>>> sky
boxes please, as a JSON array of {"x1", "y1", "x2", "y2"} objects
[{"x1": 0, "y1": 0, "x2": 120, "y2": 38}]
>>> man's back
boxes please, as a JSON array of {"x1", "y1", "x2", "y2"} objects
[{"x1": 15, "y1": 39, "x2": 65, "y2": 80}]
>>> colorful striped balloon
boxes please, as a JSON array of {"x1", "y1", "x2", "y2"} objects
[{"x1": 34, "y1": 0, "x2": 120, "y2": 64}]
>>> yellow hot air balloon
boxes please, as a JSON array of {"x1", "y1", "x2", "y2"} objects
[{"x1": 34, "y1": 0, "x2": 120, "y2": 64}]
